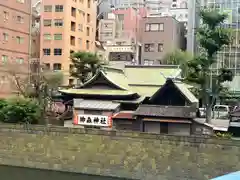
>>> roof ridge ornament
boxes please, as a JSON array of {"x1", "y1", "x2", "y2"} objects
[{"x1": 160, "y1": 65, "x2": 182, "y2": 82}]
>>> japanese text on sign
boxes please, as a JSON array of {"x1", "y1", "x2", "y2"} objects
[{"x1": 76, "y1": 114, "x2": 111, "y2": 127}]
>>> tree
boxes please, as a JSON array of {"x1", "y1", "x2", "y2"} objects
[
  {"x1": 0, "y1": 61, "x2": 63, "y2": 125},
  {"x1": 162, "y1": 49, "x2": 193, "y2": 77},
  {"x1": 0, "y1": 97, "x2": 41, "y2": 124},
  {"x1": 185, "y1": 9, "x2": 233, "y2": 122},
  {"x1": 70, "y1": 51, "x2": 105, "y2": 84}
]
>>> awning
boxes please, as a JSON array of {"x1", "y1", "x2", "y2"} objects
[
  {"x1": 143, "y1": 118, "x2": 192, "y2": 124},
  {"x1": 73, "y1": 99, "x2": 120, "y2": 110}
]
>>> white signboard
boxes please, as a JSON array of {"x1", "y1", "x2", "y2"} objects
[
  {"x1": 108, "y1": 46, "x2": 133, "y2": 52},
  {"x1": 76, "y1": 114, "x2": 111, "y2": 127}
]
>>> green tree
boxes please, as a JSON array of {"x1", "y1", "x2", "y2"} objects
[
  {"x1": 162, "y1": 49, "x2": 193, "y2": 77},
  {"x1": 3, "y1": 61, "x2": 63, "y2": 125},
  {"x1": 186, "y1": 9, "x2": 233, "y2": 122},
  {"x1": 70, "y1": 51, "x2": 104, "y2": 84},
  {"x1": 0, "y1": 97, "x2": 41, "y2": 124}
]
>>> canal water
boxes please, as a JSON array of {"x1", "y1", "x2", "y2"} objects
[{"x1": 0, "y1": 165, "x2": 133, "y2": 180}]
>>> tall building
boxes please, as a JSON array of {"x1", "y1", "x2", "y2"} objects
[
  {"x1": 139, "y1": 16, "x2": 185, "y2": 65},
  {"x1": 40, "y1": 0, "x2": 97, "y2": 85},
  {"x1": 188, "y1": 0, "x2": 240, "y2": 73},
  {"x1": 0, "y1": 0, "x2": 32, "y2": 97}
]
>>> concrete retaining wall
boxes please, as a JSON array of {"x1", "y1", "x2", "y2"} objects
[{"x1": 0, "y1": 124, "x2": 239, "y2": 180}]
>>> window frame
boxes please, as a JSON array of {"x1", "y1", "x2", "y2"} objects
[
  {"x1": 54, "y1": 33, "x2": 62, "y2": 40},
  {"x1": 43, "y1": 19, "x2": 52, "y2": 27},
  {"x1": 54, "y1": 19, "x2": 64, "y2": 27},
  {"x1": 144, "y1": 43, "x2": 155, "y2": 52},
  {"x1": 54, "y1": 48, "x2": 62, "y2": 56},
  {"x1": 44, "y1": 5, "x2": 52, "y2": 12},
  {"x1": 158, "y1": 43, "x2": 163, "y2": 52},
  {"x1": 145, "y1": 23, "x2": 164, "y2": 32},
  {"x1": 55, "y1": 5, "x2": 64, "y2": 12},
  {"x1": 43, "y1": 48, "x2": 51, "y2": 56}
]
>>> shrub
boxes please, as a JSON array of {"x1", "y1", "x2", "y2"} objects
[
  {"x1": 0, "y1": 97, "x2": 41, "y2": 124},
  {"x1": 214, "y1": 132, "x2": 233, "y2": 139}
]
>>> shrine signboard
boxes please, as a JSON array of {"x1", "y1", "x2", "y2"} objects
[{"x1": 74, "y1": 114, "x2": 112, "y2": 127}]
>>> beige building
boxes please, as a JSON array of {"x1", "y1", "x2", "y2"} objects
[
  {"x1": 139, "y1": 16, "x2": 185, "y2": 65},
  {"x1": 40, "y1": 0, "x2": 97, "y2": 85},
  {"x1": 0, "y1": 0, "x2": 32, "y2": 97}
]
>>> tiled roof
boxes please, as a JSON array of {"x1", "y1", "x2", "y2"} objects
[
  {"x1": 135, "y1": 105, "x2": 196, "y2": 118},
  {"x1": 73, "y1": 99, "x2": 120, "y2": 110},
  {"x1": 125, "y1": 65, "x2": 181, "y2": 86},
  {"x1": 174, "y1": 82, "x2": 199, "y2": 104},
  {"x1": 60, "y1": 89, "x2": 135, "y2": 96},
  {"x1": 112, "y1": 111, "x2": 135, "y2": 119},
  {"x1": 83, "y1": 68, "x2": 130, "y2": 90}
]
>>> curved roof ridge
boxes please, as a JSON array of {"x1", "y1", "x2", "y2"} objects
[{"x1": 101, "y1": 69, "x2": 129, "y2": 90}]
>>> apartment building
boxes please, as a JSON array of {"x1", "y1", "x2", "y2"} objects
[
  {"x1": 139, "y1": 16, "x2": 184, "y2": 65},
  {"x1": 0, "y1": 0, "x2": 32, "y2": 97},
  {"x1": 40, "y1": 0, "x2": 97, "y2": 85}
]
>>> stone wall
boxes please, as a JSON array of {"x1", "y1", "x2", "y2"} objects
[{"x1": 0, "y1": 124, "x2": 239, "y2": 180}]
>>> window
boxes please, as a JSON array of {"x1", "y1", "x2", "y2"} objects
[
  {"x1": 55, "y1": 5, "x2": 64, "y2": 12},
  {"x1": 1, "y1": 55, "x2": 8, "y2": 64},
  {"x1": 3, "y1": 33, "x2": 8, "y2": 41},
  {"x1": 86, "y1": 27, "x2": 90, "y2": 36},
  {"x1": 16, "y1": 57, "x2": 24, "y2": 64},
  {"x1": 3, "y1": 11, "x2": 9, "y2": 20},
  {"x1": 69, "y1": 79, "x2": 74, "y2": 86},
  {"x1": 144, "y1": 59, "x2": 154, "y2": 65},
  {"x1": 44, "y1": 5, "x2": 52, "y2": 12},
  {"x1": 43, "y1": 48, "x2": 51, "y2": 55},
  {"x1": 16, "y1": 0, "x2": 24, "y2": 3},
  {"x1": 70, "y1": 36, "x2": 75, "y2": 46},
  {"x1": 16, "y1": 16, "x2": 24, "y2": 23},
  {"x1": 54, "y1": 19, "x2": 63, "y2": 27},
  {"x1": 44, "y1": 63, "x2": 50, "y2": 70},
  {"x1": 54, "y1": 34, "x2": 62, "y2": 40},
  {"x1": 43, "y1": 19, "x2": 52, "y2": 26},
  {"x1": 87, "y1": 14, "x2": 90, "y2": 23},
  {"x1": 43, "y1": 33, "x2": 51, "y2": 40},
  {"x1": 54, "y1": 48, "x2": 62, "y2": 56},
  {"x1": 71, "y1": 7, "x2": 76, "y2": 17},
  {"x1": 158, "y1": 43, "x2": 163, "y2": 52},
  {"x1": 144, "y1": 43, "x2": 155, "y2": 52},
  {"x1": 53, "y1": 63, "x2": 62, "y2": 70},
  {"x1": 16, "y1": 36, "x2": 24, "y2": 44},
  {"x1": 71, "y1": 21, "x2": 76, "y2": 31},
  {"x1": 145, "y1": 23, "x2": 164, "y2": 32},
  {"x1": 86, "y1": 40, "x2": 90, "y2": 49}
]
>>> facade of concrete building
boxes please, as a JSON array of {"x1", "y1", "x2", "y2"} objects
[
  {"x1": 187, "y1": 0, "x2": 240, "y2": 75},
  {"x1": 146, "y1": 0, "x2": 188, "y2": 17},
  {"x1": 98, "y1": 10, "x2": 145, "y2": 65},
  {"x1": 40, "y1": 0, "x2": 97, "y2": 85},
  {"x1": 139, "y1": 16, "x2": 184, "y2": 65},
  {"x1": 0, "y1": 0, "x2": 32, "y2": 97}
]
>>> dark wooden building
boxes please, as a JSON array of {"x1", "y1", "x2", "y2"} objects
[{"x1": 134, "y1": 79, "x2": 212, "y2": 135}]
